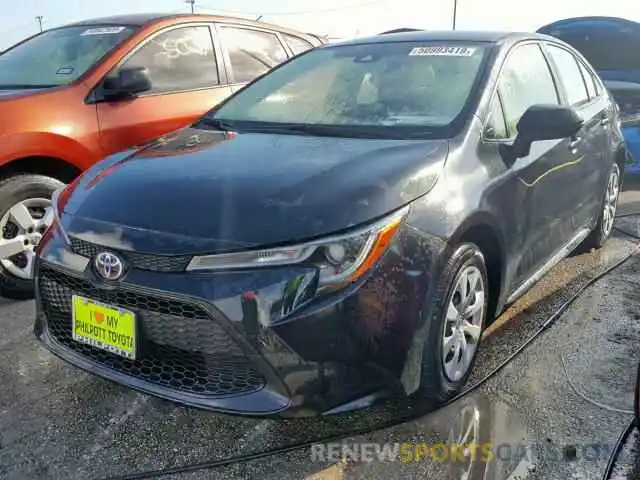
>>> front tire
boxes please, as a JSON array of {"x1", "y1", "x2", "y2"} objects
[
  {"x1": 418, "y1": 243, "x2": 488, "y2": 403},
  {"x1": 582, "y1": 163, "x2": 621, "y2": 250},
  {"x1": 0, "y1": 174, "x2": 65, "y2": 299}
]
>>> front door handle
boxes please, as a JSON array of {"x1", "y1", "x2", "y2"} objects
[{"x1": 569, "y1": 136, "x2": 582, "y2": 151}]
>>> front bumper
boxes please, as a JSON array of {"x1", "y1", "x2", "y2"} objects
[{"x1": 33, "y1": 222, "x2": 444, "y2": 416}]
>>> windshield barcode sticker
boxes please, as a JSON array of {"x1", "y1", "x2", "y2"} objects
[
  {"x1": 81, "y1": 26, "x2": 126, "y2": 36},
  {"x1": 409, "y1": 46, "x2": 476, "y2": 57}
]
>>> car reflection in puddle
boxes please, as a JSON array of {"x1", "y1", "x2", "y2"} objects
[{"x1": 295, "y1": 393, "x2": 535, "y2": 480}]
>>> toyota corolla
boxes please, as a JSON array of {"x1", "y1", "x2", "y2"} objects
[{"x1": 34, "y1": 31, "x2": 626, "y2": 416}]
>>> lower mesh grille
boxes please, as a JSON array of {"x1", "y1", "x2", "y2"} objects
[{"x1": 39, "y1": 265, "x2": 265, "y2": 396}]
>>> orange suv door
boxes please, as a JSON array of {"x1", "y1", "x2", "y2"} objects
[{"x1": 94, "y1": 24, "x2": 233, "y2": 157}]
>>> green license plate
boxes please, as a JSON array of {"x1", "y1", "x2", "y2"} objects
[{"x1": 71, "y1": 295, "x2": 136, "y2": 359}]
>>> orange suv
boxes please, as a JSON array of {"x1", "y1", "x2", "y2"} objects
[{"x1": 0, "y1": 13, "x2": 322, "y2": 298}]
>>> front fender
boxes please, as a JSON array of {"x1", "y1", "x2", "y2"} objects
[{"x1": 0, "y1": 131, "x2": 101, "y2": 171}]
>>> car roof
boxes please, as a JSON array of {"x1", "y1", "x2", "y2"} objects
[
  {"x1": 64, "y1": 13, "x2": 322, "y2": 43},
  {"x1": 66, "y1": 13, "x2": 187, "y2": 27},
  {"x1": 334, "y1": 30, "x2": 551, "y2": 47}
]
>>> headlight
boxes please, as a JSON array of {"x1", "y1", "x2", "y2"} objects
[{"x1": 186, "y1": 206, "x2": 409, "y2": 285}]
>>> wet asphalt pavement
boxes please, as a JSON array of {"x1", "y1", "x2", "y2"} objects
[{"x1": 3, "y1": 194, "x2": 640, "y2": 479}]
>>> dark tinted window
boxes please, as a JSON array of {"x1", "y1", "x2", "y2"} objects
[
  {"x1": 121, "y1": 26, "x2": 219, "y2": 93},
  {"x1": 546, "y1": 45, "x2": 589, "y2": 105},
  {"x1": 578, "y1": 61, "x2": 597, "y2": 99},
  {"x1": 498, "y1": 43, "x2": 559, "y2": 136},
  {"x1": 0, "y1": 26, "x2": 135, "y2": 87},
  {"x1": 283, "y1": 34, "x2": 314, "y2": 55},
  {"x1": 219, "y1": 27, "x2": 288, "y2": 83},
  {"x1": 485, "y1": 94, "x2": 508, "y2": 140}
]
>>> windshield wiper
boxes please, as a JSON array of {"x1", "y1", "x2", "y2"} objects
[
  {"x1": 194, "y1": 117, "x2": 236, "y2": 131},
  {"x1": 265, "y1": 123, "x2": 384, "y2": 138},
  {"x1": 0, "y1": 84, "x2": 60, "y2": 89},
  {"x1": 195, "y1": 119, "x2": 401, "y2": 139}
]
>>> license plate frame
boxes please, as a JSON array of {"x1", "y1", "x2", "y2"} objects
[{"x1": 71, "y1": 294, "x2": 137, "y2": 360}]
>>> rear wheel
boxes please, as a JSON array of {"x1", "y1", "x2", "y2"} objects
[
  {"x1": 418, "y1": 243, "x2": 488, "y2": 403},
  {"x1": 0, "y1": 174, "x2": 65, "y2": 299},
  {"x1": 582, "y1": 163, "x2": 621, "y2": 251}
]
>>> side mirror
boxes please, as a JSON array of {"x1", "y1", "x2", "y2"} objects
[
  {"x1": 509, "y1": 104, "x2": 584, "y2": 160},
  {"x1": 102, "y1": 66, "x2": 152, "y2": 99}
]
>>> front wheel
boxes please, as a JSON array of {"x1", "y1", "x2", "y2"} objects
[
  {"x1": 0, "y1": 174, "x2": 65, "y2": 299},
  {"x1": 418, "y1": 243, "x2": 488, "y2": 403},
  {"x1": 582, "y1": 163, "x2": 621, "y2": 251}
]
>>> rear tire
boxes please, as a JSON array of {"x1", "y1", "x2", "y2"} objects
[
  {"x1": 0, "y1": 174, "x2": 65, "y2": 300},
  {"x1": 418, "y1": 243, "x2": 488, "y2": 403},
  {"x1": 581, "y1": 163, "x2": 621, "y2": 251}
]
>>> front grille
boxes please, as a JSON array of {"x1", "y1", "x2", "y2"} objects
[
  {"x1": 39, "y1": 265, "x2": 265, "y2": 396},
  {"x1": 69, "y1": 237, "x2": 192, "y2": 273}
]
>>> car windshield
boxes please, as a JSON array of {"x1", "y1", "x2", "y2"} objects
[
  {"x1": 0, "y1": 25, "x2": 135, "y2": 88},
  {"x1": 205, "y1": 41, "x2": 487, "y2": 138}
]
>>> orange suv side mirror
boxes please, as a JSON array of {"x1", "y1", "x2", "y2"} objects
[{"x1": 102, "y1": 67, "x2": 152, "y2": 100}]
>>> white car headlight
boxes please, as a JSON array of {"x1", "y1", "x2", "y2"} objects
[{"x1": 186, "y1": 206, "x2": 409, "y2": 286}]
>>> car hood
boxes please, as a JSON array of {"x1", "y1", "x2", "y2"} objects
[{"x1": 61, "y1": 127, "x2": 447, "y2": 254}]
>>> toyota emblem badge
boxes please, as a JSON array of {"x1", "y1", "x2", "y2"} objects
[{"x1": 94, "y1": 251, "x2": 125, "y2": 280}]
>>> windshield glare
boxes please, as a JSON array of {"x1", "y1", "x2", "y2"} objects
[
  {"x1": 211, "y1": 42, "x2": 487, "y2": 136},
  {"x1": 0, "y1": 25, "x2": 135, "y2": 88}
]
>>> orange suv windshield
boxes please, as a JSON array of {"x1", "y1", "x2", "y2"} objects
[{"x1": 0, "y1": 25, "x2": 135, "y2": 88}]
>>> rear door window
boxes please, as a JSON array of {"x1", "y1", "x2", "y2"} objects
[
  {"x1": 546, "y1": 45, "x2": 589, "y2": 106},
  {"x1": 283, "y1": 34, "x2": 314, "y2": 55},
  {"x1": 578, "y1": 61, "x2": 598, "y2": 99},
  {"x1": 498, "y1": 43, "x2": 559, "y2": 137},
  {"x1": 219, "y1": 26, "x2": 288, "y2": 83}
]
